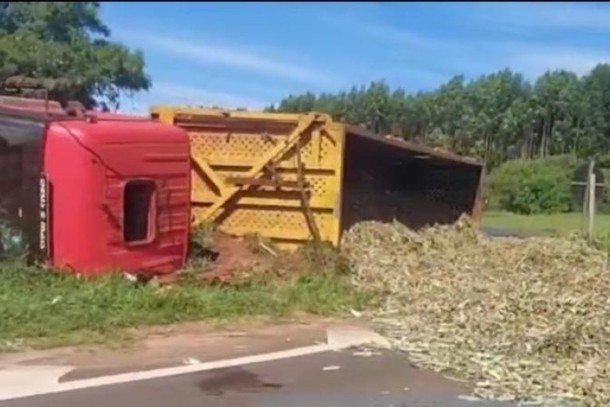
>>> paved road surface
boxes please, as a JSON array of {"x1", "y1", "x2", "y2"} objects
[
  {"x1": 1, "y1": 350, "x2": 511, "y2": 407},
  {"x1": 483, "y1": 228, "x2": 538, "y2": 239}
]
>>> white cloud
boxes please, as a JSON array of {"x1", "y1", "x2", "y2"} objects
[
  {"x1": 501, "y1": 45, "x2": 610, "y2": 78},
  {"x1": 322, "y1": 8, "x2": 610, "y2": 80},
  {"x1": 469, "y1": 2, "x2": 610, "y2": 31},
  {"x1": 316, "y1": 9, "x2": 454, "y2": 52},
  {"x1": 111, "y1": 3, "x2": 610, "y2": 107},
  {"x1": 448, "y1": 42, "x2": 610, "y2": 80},
  {"x1": 122, "y1": 30, "x2": 336, "y2": 86},
  {"x1": 360, "y1": 21, "x2": 457, "y2": 52},
  {"x1": 117, "y1": 82, "x2": 269, "y2": 115},
  {"x1": 151, "y1": 82, "x2": 269, "y2": 109}
]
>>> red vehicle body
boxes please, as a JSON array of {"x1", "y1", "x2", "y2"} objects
[{"x1": 0, "y1": 97, "x2": 191, "y2": 277}]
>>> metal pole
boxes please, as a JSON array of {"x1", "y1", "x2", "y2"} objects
[{"x1": 588, "y1": 160, "x2": 596, "y2": 240}]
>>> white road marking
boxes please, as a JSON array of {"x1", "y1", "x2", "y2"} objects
[
  {"x1": 0, "y1": 343, "x2": 331, "y2": 401},
  {"x1": 0, "y1": 326, "x2": 388, "y2": 401},
  {"x1": 0, "y1": 365, "x2": 75, "y2": 395},
  {"x1": 322, "y1": 365, "x2": 341, "y2": 371}
]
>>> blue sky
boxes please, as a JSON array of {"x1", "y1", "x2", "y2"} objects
[{"x1": 100, "y1": 2, "x2": 610, "y2": 114}]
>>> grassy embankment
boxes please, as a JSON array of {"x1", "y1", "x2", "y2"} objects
[
  {"x1": 6, "y1": 212, "x2": 607, "y2": 352},
  {"x1": 483, "y1": 211, "x2": 610, "y2": 237},
  {"x1": 0, "y1": 243, "x2": 372, "y2": 352}
]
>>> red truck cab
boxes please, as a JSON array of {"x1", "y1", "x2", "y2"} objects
[{"x1": 0, "y1": 97, "x2": 191, "y2": 277}]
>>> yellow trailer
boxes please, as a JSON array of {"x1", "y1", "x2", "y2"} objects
[{"x1": 151, "y1": 106, "x2": 484, "y2": 250}]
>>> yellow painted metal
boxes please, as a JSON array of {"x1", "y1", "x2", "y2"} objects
[
  {"x1": 328, "y1": 122, "x2": 347, "y2": 247},
  {"x1": 150, "y1": 106, "x2": 485, "y2": 250},
  {"x1": 151, "y1": 106, "x2": 345, "y2": 250},
  {"x1": 201, "y1": 112, "x2": 320, "y2": 222}
]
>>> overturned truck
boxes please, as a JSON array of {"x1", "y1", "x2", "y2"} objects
[
  {"x1": 151, "y1": 107, "x2": 484, "y2": 251},
  {"x1": 0, "y1": 96, "x2": 191, "y2": 276}
]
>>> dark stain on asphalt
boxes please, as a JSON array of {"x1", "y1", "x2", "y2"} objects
[{"x1": 197, "y1": 367, "x2": 283, "y2": 396}]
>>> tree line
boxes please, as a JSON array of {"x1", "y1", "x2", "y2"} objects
[
  {"x1": 3, "y1": 2, "x2": 610, "y2": 170},
  {"x1": 0, "y1": 2, "x2": 150, "y2": 110},
  {"x1": 267, "y1": 66, "x2": 610, "y2": 168}
]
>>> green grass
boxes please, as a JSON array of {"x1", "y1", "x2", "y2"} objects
[
  {"x1": 0, "y1": 260, "x2": 372, "y2": 352},
  {"x1": 483, "y1": 211, "x2": 610, "y2": 237}
]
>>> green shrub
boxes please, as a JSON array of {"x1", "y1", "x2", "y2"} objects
[
  {"x1": 488, "y1": 156, "x2": 581, "y2": 215},
  {"x1": 595, "y1": 164, "x2": 610, "y2": 214},
  {"x1": 600, "y1": 169, "x2": 610, "y2": 214}
]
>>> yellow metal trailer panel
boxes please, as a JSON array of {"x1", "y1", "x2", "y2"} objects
[
  {"x1": 151, "y1": 106, "x2": 484, "y2": 250},
  {"x1": 151, "y1": 107, "x2": 346, "y2": 249}
]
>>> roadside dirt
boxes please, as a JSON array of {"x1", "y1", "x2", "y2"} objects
[
  {"x1": 157, "y1": 230, "x2": 310, "y2": 285},
  {"x1": 0, "y1": 316, "x2": 357, "y2": 382}
]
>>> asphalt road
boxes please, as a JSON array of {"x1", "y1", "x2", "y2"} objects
[
  {"x1": 482, "y1": 227, "x2": 537, "y2": 239},
  {"x1": 0, "y1": 229, "x2": 528, "y2": 407},
  {"x1": 1, "y1": 350, "x2": 512, "y2": 407}
]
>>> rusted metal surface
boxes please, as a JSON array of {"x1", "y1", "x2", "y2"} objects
[
  {"x1": 0, "y1": 76, "x2": 86, "y2": 117},
  {"x1": 0, "y1": 97, "x2": 89, "y2": 121},
  {"x1": 0, "y1": 96, "x2": 87, "y2": 118},
  {"x1": 2, "y1": 76, "x2": 78, "y2": 91},
  {"x1": 0, "y1": 96, "x2": 61, "y2": 113},
  {"x1": 341, "y1": 132, "x2": 483, "y2": 233},
  {"x1": 345, "y1": 124, "x2": 483, "y2": 167}
]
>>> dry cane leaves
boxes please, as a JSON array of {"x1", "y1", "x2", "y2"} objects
[{"x1": 342, "y1": 216, "x2": 610, "y2": 406}]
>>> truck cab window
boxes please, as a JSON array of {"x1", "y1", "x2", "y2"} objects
[{"x1": 123, "y1": 180, "x2": 156, "y2": 244}]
